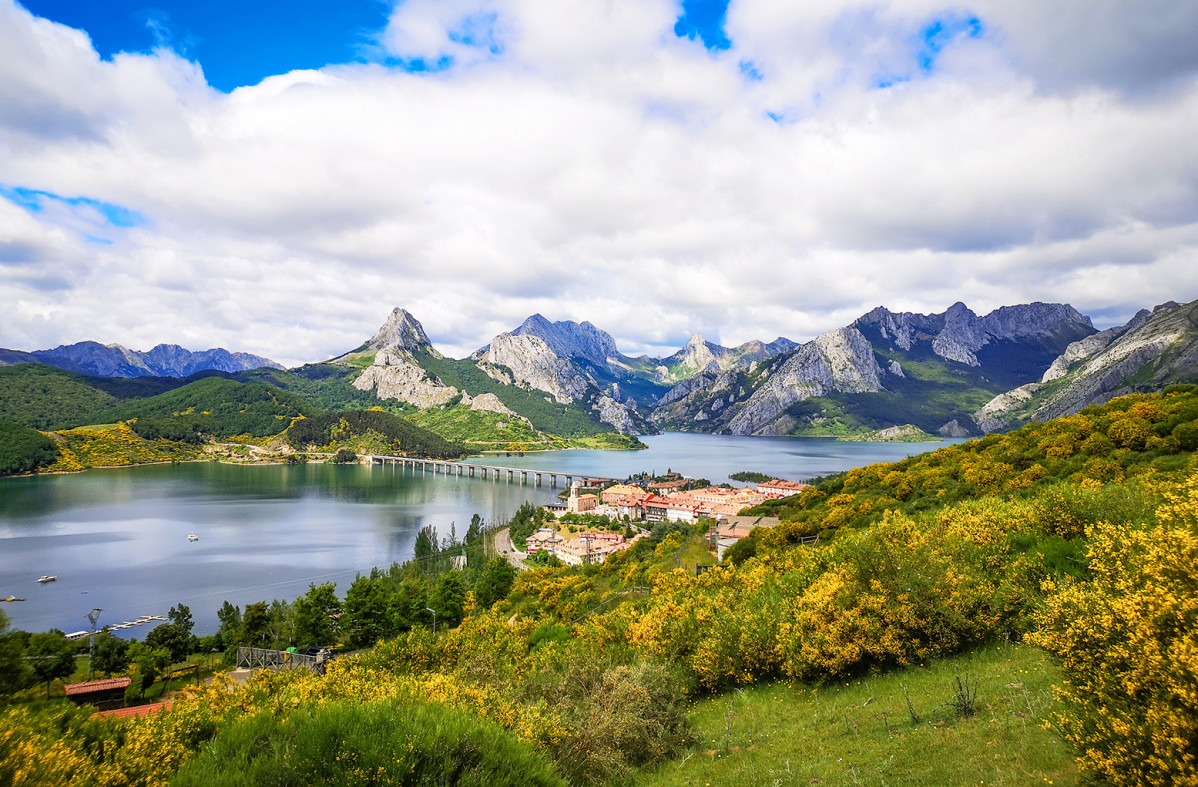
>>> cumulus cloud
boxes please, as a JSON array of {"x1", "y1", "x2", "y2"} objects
[{"x1": 0, "y1": 0, "x2": 1196, "y2": 365}]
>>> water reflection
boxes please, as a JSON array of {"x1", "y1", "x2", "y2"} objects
[{"x1": 0, "y1": 433, "x2": 962, "y2": 635}]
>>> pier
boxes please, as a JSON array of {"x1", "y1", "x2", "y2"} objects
[{"x1": 365, "y1": 455, "x2": 617, "y2": 489}]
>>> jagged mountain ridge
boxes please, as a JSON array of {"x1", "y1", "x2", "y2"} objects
[
  {"x1": 655, "y1": 334, "x2": 799, "y2": 383},
  {"x1": 651, "y1": 302, "x2": 1098, "y2": 437},
  {"x1": 344, "y1": 309, "x2": 652, "y2": 435},
  {"x1": 0, "y1": 341, "x2": 281, "y2": 378},
  {"x1": 974, "y1": 298, "x2": 1198, "y2": 432}
]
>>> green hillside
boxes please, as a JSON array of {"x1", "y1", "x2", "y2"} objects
[
  {"x1": 0, "y1": 419, "x2": 59, "y2": 475},
  {"x1": 94, "y1": 377, "x2": 316, "y2": 438},
  {"x1": 286, "y1": 409, "x2": 465, "y2": 458},
  {"x1": 414, "y1": 352, "x2": 622, "y2": 438},
  {"x1": 0, "y1": 364, "x2": 120, "y2": 429}
]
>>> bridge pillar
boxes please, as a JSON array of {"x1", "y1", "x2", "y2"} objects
[
  {"x1": 565, "y1": 475, "x2": 573, "y2": 487},
  {"x1": 507, "y1": 469, "x2": 513, "y2": 481}
]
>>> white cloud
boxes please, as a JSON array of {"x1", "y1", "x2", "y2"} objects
[{"x1": 0, "y1": 0, "x2": 1196, "y2": 366}]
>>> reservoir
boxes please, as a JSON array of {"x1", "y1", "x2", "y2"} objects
[{"x1": 0, "y1": 432, "x2": 962, "y2": 635}]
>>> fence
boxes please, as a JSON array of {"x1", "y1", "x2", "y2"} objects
[{"x1": 236, "y1": 646, "x2": 329, "y2": 674}]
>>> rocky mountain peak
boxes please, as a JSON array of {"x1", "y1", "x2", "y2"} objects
[
  {"x1": 672, "y1": 334, "x2": 721, "y2": 373},
  {"x1": 366, "y1": 308, "x2": 439, "y2": 357},
  {"x1": 510, "y1": 314, "x2": 619, "y2": 368}
]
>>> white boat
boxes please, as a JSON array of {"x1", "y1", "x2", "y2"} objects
[
  {"x1": 36, "y1": 575, "x2": 57, "y2": 583},
  {"x1": 187, "y1": 534, "x2": 199, "y2": 542}
]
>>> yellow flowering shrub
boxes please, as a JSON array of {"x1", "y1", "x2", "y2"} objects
[{"x1": 1031, "y1": 469, "x2": 1198, "y2": 785}]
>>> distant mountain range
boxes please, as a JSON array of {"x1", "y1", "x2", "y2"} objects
[
  {"x1": 3, "y1": 297, "x2": 1195, "y2": 444},
  {"x1": 0, "y1": 341, "x2": 281, "y2": 378}
]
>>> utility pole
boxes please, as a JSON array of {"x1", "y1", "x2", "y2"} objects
[
  {"x1": 425, "y1": 607, "x2": 437, "y2": 634},
  {"x1": 86, "y1": 608, "x2": 102, "y2": 680}
]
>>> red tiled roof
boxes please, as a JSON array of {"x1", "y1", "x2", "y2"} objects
[
  {"x1": 92, "y1": 700, "x2": 172, "y2": 719},
  {"x1": 65, "y1": 677, "x2": 132, "y2": 696}
]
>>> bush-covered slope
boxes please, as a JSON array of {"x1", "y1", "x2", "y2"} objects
[
  {"x1": 0, "y1": 364, "x2": 120, "y2": 429},
  {"x1": 0, "y1": 420, "x2": 59, "y2": 475},
  {"x1": 94, "y1": 377, "x2": 316, "y2": 438},
  {"x1": 286, "y1": 409, "x2": 466, "y2": 458},
  {"x1": 748, "y1": 383, "x2": 1198, "y2": 536},
  {"x1": 414, "y1": 352, "x2": 618, "y2": 438}
]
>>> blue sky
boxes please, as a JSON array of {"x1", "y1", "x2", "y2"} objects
[
  {"x1": 19, "y1": 0, "x2": 391, "y2": 91},
  {"x1": 1, "y1": 0, "x2": 1197, "y2": 363},
  {"x1": 20, "y1": 0, "x2": 737, "y2": 91}
]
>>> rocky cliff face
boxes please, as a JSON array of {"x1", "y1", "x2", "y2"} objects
[
  {"x1": 653, "y1": 301, "x2": 1096, "y2": 437},
  {"x1": 350, "y1": 309, "x2": 460, "y2": 408},
  {"x1": 365, "y1": 308, "x2": 441, "y2": 357},
  {"x1": 352, "y1": 346, "x2": 460, "y2": 408},
  {"x1": 657, "y1": 334, "x2": 799, "y2": 383},
  {"x1": 651, "y1": 326, "x2": 886, "y2": 436},
  {"x1": 507, "y1": 314, "x2": 618, "y2": 369},
  {"x1": 475, "y1": 333, "x2": 592, "y2": 404},
  {"x1": 856, "y1": 302, "x2": 1094, "y2": 367},
  {"x1": 1, "y1": 341, "x2": 282, "y2": 378},
  {"x1": 724, "y1": 327, "x2": 884, "y2": 435},
  {"x1": 974, "y1": 298, "x2": 1198, "y2": 432}
]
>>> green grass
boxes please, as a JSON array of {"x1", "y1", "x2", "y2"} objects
[{"x1": 634, "y1": 642, "x2": 1077, "y2": 787}]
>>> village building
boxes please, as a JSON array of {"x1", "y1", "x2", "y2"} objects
[
  {"x1": 567, "y1": 493, "x2": 598, "y2": 514},
  {"x1": 757, "y1": 479, "x2": 809, "y2": 497},
  {"x1": 525, "y1": 528, "x2": 562, "y2": 554},
  {"x1": 648, "y1": 479, "x2": 687, "y2": 494},
  {"x1": 664, "y1": 499, "x2": 699, "y2": 524},
  {"x1": 643, "y1": 495, "x2": 670, "y2": 522},
  {"x1": 601, "y1": 483, "x2": 649, "y2": 505},
  {"x1": 64, "y1": 677, "x2": 132, "y2": 712},
  {"x1": 714, "y1": 515, "x2": 783, "y2": 560}
]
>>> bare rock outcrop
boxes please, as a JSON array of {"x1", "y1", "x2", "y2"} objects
[
  {"x1": 352, "y1": 347, "x2": 459, "y2": 408},
  {"x1": 475, "y1": 333, "x2": 590, "y2": 404},
  {"x1": 724, "y1": 327, "x2": 883, "y2": 435},
  {"x1": 365, "y1": 307, "x2": 440, "y2": 357},
  {"x1": 974, "y1": 298, "x2": 1198, "y2": 432}
]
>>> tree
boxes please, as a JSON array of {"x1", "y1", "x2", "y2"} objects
[
  {"x1": 414, "y1": 525, "x2": 439, "y2": 560},
  {"x1": 0, "y1": 610, "x2": 32, "y2": 694},
  {"x1": 27, "y1": 631, "x2": 77, "y2": 698},
  {"x1": 388, "y1": 579, "x2": 428, "y2": 634},
  {"x1": 293, "y1": 583, "x2": 340, "y2": 646},
  {"x1": 474, "y1": 557, "x2": 517, "y2": 609},
  {"x1": 128, "y1": 642, "x2": 171, "y2": 698},
  {"x1": 466, "y1": 513, "x2": 483, "y2": 543},
  {"x1": 268, "y1": 599, "x2": 294, "y2": 644},
  {"x1": 146, "y1": 622, "x2": 195, "y2": 664},
  {"x1": 216, "y1": 601, "x2": 241, "y2": 645},
  {"x1": 431, "y1": 572, "x2": 466, "y2": 629},
  {"x1": 168, "y1": 603, "x2": 195, "y2": 634},
  {"x1": 242, "y1": 601, "x2": 270, "y2": 646},
  {"x1": 342, "y1": 577, "x2": 388, "y2": 649},
  {"x1": 91, "y1": 631, "x2": 131, "y2": 677}
]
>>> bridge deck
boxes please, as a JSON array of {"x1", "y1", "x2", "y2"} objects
[{"x1": 366, "y1": 455, "x2": 617, "y2": 487}]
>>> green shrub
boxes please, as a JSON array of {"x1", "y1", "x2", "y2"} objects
[{"x1": 170, "y1": 699, "x2": 565, "y2": 787}]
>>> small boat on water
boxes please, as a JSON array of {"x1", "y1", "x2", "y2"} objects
[
  {"x1": 2, "y1": 596, "x2": 25, "y2": 602},
  {"x1": 187, "y1": 534, "x2": 199, "y2": 542},
  {"x1": 37, "y1": 575, "x2": 57, "y2": 583}
]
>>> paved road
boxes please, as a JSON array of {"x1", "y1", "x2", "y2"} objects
[{"x1": 493, "y1": 528, "x2": 529, "y2": 570}]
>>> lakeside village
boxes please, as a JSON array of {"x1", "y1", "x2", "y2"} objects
[{"x1": 524, "y1": 472, "x2": 808, "y2": 564}]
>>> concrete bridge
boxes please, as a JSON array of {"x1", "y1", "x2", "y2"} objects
[{"x1": 366, "y1": 454, "x2": 617, "y2": 488}]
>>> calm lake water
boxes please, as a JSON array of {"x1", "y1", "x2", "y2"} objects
[{"x1": 0, "y1": 433, "x2": 962, "y2": 636}]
